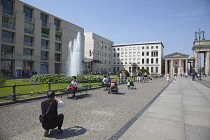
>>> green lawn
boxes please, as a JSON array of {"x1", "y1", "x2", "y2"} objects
[{"x1": 0, "y1": 75, "x2": 119, "y2": 102}]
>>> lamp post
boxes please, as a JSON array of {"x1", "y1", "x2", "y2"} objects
[{"x1": 194, "y1": 28, "x2": 205, "y2": 80}]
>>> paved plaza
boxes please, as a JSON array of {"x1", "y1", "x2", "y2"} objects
[{"x1": 0, "y1": 76, "x2": 210, "y2": 140}]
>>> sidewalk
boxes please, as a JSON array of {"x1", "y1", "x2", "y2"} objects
[{"x1": 119, "y1": 77, "x2": 210, "y2": 140}]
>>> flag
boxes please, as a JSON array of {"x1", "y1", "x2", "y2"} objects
[{"x1": 100, "y1": 41, "x2": 103, "y2": 48}]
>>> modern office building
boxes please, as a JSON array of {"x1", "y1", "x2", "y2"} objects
[
  {"x1": 84, "y1": 32, "x2": 113, "y2": 74},
  {"x1": 112, "y1": 42, "x2": 164, "y2": 74},
  {"x1": 0, "y1": 0, "x2": 84, "y2": 76}
]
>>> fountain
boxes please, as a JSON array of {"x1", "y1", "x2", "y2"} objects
[{"x1": 66, "y1": 32, "x2": 82, "y2": 76}]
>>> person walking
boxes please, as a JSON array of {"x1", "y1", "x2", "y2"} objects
[{"x1": 41, "y1": 91, "x2": 65, "y2": 137}]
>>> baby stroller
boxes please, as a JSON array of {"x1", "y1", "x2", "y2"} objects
[
  {"x1": 130, "y1": 81, "x2": 136, "y2": 89},
  {"x1": 108, "y1": 79, "x2": 118, "y2": 94}
]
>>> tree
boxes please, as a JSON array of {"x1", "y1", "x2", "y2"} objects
[{"x1": 117, "y1": 69, "x2": 130, "y2": 77}]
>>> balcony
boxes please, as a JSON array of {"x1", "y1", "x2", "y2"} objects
[
  {"x1": 41, "y1": 33, "x2": 49, "y2": 39},
  {"x1": 2, "y1": 14, "x2": 15, "y2": 30},
  {"x1": 24, "y1": 16, "x2": 34, "y2": 23},
  {"x1": 42, "y1": 22, "x2": 49, "y2": 28},
  {"x1": 55, "y1": 37, "x2": 62, "y2": 42},
  {"x1": 23, "y1": 55, "x2": 34, "y2": 60},
  {"x1": 55, "y1": 27, "x2": 62, "y2": 34},
  {"x1": 3, "y1": 9, "x2": 14, "y2": 16},
  {"x1": 1, "y1": 52, "x2": 14, "y2": 58},
  {"x1": 41, "y1": 57, "x2": 48, "y2": 61}
]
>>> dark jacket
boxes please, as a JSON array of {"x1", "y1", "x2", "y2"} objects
[{"x1": 41, "y1": 99, "x2": 58, "y2": 129}]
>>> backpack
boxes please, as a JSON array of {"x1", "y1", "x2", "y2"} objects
[{"x1": 39, "y1": 102, "x2": 53, "y2": 123}]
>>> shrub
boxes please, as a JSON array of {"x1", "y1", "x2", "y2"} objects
[
  {"x1": 30, "y1": 74, "x2": 104, "y2": 83},
  {"x1": 116, "y1": 69, "x2": 130, "y2": 77},
  {"x1": 0, "y1": 73, "x2": 6, "y2": 86},
  {"x1": 136, "y1": 69, "x2": 150, "y2": 75}
]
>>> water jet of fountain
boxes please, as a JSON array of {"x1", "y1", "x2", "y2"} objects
[{"x1": 66, "y1": 32, "x2": 82, "y2": 76}]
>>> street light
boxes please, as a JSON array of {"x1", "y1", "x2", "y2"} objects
[{"x1": 194, "y1": 28, "x2": 205, "y2": 80}]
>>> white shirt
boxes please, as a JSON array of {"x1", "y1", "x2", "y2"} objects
[{"x1": 58, "y1": 101, "x2": 65, "y2": 108}]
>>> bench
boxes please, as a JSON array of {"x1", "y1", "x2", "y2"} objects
[
  {"x1": 60, "y1": 87, "x2": 88, "y2": 98},
  {"x1": 98, "y1": 84, "x2": 109, "y2": 90}
]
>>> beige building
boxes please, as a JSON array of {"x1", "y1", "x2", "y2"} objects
[
  {"x1": 84, "y1": 32, "x2": 113, "y2": 74},
  {"x1": 164, "y1": 52, "x2": 190, "y2": 75},
  {"x1": 0, "y1": 0, "x2": 84, "y2": 76}
]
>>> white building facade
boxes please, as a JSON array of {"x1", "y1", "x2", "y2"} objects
[
  {"x1": 84, "y1": 32, "x2": 113, "y2": 74},
  {"x1": 112, "y1": 42, "x2": 164, "y2": 74}
]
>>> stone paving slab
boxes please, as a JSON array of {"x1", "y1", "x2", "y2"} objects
[
  {"x1": 185, "y1": 124, "x2": 210, "y2": 140},
  {"x1": 119, "y1": 116, "x2": 185, "y2": 140},
  {"x1": 119, "y1": 77, "x2": 210, "y2": 140}
]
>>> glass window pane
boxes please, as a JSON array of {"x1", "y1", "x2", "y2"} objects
[
  {"x1": 24, "y1": 7, "x2": 32, "y2": 21},
  {"x1": 1, "y1": 31, "x2": 14, "y2": 43}
]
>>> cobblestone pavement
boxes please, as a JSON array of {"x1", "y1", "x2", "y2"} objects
[{"x1": 0, "y1": 77, "x2": 171, "y2": 140}]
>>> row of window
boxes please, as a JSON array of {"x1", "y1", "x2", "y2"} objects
[
  {"x1": 99, "y1": 59, "x2": 111, "y2": 64},
  {"x1": 96, "y1": 42, "x2": 111, "y2": 51},
  {"x1": 113, "y1": 45, "x2": 159, "y2": 51},
  {"x1": 95, "y1": 51, "x2": 111, "y2": 57},
  {"x1": 1, "y1": 30, "x2": 62, "y2": 52},
  {"x1": 113, "y1": 51, "x2": 159, "y2": 57},
  {"x1": 113, "y1": 58, "x2": 159, "y2": 65},
  {"x1": 2, "y1": 0, "x2": 61, "y2": 29},
  {"x1": 113, "y1": 67, "x2": 159, "y2": 73},
  {"x1": 2, "y1": 0, "x2": 62, "y2": 40},
  {"x1": 1, "y1": 44, "x2": 62, "y2": 62}
]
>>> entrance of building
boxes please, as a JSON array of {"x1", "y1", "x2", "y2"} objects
[
  {"x1": 1, "y1": 60, "x2": 13, "y2": 76},
  {"x1": 175, "y1": 67, "x2": 178, "y2": 73}
]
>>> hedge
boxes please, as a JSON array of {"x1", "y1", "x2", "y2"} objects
[{"x1": 30, "y1": 74, "x2": 104, "y2": 83}]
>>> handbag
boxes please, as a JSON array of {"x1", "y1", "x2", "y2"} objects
[
  {"x1": 67, "y1": 86, "x2": 75, "y2": 90},
  {"x1": 39, "y1": 101, "x2": 53, "y2": 123}
]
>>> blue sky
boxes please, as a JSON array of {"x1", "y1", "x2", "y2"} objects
[{"x1": 21, "y1": 0, "x2": 210, "y2": 56}]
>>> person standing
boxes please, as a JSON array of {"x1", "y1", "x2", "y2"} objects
[
  {"x1": 41, "y1": 91, "x2": 65, "y2": 137},
  {"x1": 120, "y1": 72, "x2": 124, "y2": 84},
  {"x1": 192, "y1": 73, "x2": 195, "y2": 81},
  {"x1": 103, "y1": 75, "x2": 109, "y2": 90},
  {"x1": 174, "y1": 73, "x2": 177, "y2": 81},
  {"x1": 166, "y1": 73, "x2": 170, "y2": 83},
  {"x1": 123, "y1": 71, "x2": 127, "y2": 84}
]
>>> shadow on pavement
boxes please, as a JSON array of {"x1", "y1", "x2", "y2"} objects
[
  {"x1": 65, "y1": 94, "x2": 92, "y2": 100},
  {"x1": 112, "y1": 92, "x2": 126, "y2": 95},
  {"x1": 48, "y1": 126, "x2": 87, "y2": 139}
]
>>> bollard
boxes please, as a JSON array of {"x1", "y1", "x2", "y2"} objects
[
  {"x1": 12, "y1": 84, "x2": 16, "y2": 101},
  {"x1": 48, "y1": 82, "x2": 51, "y2": 91}
]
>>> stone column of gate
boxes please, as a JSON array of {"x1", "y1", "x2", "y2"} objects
[
  {"x1": 185, "y1": 59, "x2": 188, "y2": 73},
  {"x1": 170, "y1": 59, "x2": 173, "y2": 75},
  {"x1": 205, "y1": 51, "x2": 210, "y2": 74},
  {"x1": 179, "y1": 59, "x2": 181, "y2": 74},
  {"x1": 194, "y1": 52, "x2": 198, "y2": 73},
  {"x1": 165, "y1": 59, "x2": 168, "y2": 74}
]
